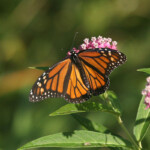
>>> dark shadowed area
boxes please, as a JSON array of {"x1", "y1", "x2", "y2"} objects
[{"x1": 0, "y1": 0, "x2": 150, "y2": 149}]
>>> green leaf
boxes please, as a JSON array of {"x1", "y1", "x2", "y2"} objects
[
  {"x1": 137, "y1": 68, "x2": 150, "y2": 74},
  {"x1": 18, "y1": 130, "x2": 132, "y2": 150},
  {"x1": 71, "y1": 114, "x2": 111, "y2": 133},
  {"x1": 28, "y1": 66, "x2": 49, "y2": 71},
  {"x1": 100, "y1": 91, "x2": 121, "y2": 115},
  {"x1": 110, "y1": 148, "x2": 131, "y2": 150},
  {"x1": 49, "y1": 100, "x2": 120, "y2": 117},
  {"x1": 133, "y1": 96, "x2": 150, "y2": 142}
]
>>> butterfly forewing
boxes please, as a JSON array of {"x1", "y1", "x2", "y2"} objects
[{"x1": 29, "y1": 59, "x2": 72, "y2": 102}]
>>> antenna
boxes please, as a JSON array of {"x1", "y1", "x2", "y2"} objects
[{"x1": 70, "y1": 32, "x2": 79, "y2": 49}]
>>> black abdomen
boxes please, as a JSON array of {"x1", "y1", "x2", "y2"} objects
[{"x1": 71, "y1": 54, "x2": 90, "y2": 90}]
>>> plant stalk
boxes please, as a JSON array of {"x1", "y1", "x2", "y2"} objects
[
  {"x1": 138, "y1": 141, "x2": 142, "y2": 149},
  {"x1": 117, "y1": 116, "x2": 140, "y2": 150},
  {"x1": 103, "y1": 92, "x2": 141, "y2": 150}
]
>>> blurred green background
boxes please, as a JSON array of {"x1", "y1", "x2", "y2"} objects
[{"x1": 0, "y1": 0, "x2": 150, "y2": 149}]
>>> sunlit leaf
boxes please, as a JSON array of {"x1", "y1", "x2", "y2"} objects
[
  {"x1": 137, "y1": 68, "x2": 150, "y2": 74},
  {"x1": 100, "y1": 91, "x2": 121, "y2": 115},
  {"x1": 18, "y1": 130, "x2": 132, "y2": 150},
  {"x1": 71, "y1": 114, "x2": 111, "y2": 133},
  {"x1": 110, "y1": 148, "x2": 131, "y2": 150},
  {"x1": 28, "y1": 66, "x2": 49, "y2": 71},
  {"x1": 49, "y1": 100, "x2": 120, "y2": 117},
  {"x1": 133, "y1": 96, "x2": 150, "y2": 142}
]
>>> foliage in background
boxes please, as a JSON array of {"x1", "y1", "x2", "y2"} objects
[
  {"x1": 18, "y1": 68, "x2": 150, "y2": 150},
  {"x1": 0, "y1": 0, "x2": 150, "y2": 150}
]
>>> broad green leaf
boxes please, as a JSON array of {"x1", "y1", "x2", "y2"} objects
[
  {"x1": 28, "y1": 66, "x2": 49, "y2": 71},
  {"x1": 133, "y1": 96, "x2": 150, "y2": 142},
  {"x1": 71, "y1": 114, "x2": 129, "y2": 150},
  {"x1": 18, "y1": 130, "x2": 132, "y2": 150},
  {"x1": 109, "y1": 147, "x2": 130, "y2": 150},
  {"x1": 71, "y1": 114, "x2": 110, "y2": 133},
  {"x1": 137, "y1": 68, "x2": 150, "y2": 74},
  {"x1": 100, "y1": 91, "x2": 121, "y2": 115},
  {"x1": 49, "y1": 100, "x2": 120, "y2": 117}
]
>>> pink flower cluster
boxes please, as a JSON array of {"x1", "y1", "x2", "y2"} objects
[
  {"x1": 80, "y1": 36, "x2": 118, "y2": 50},
  {"x1": 142, "y1": 76, "x2": 150, "y2": 109},
  {"x1": 68, "y1": 35, "x2": 118, "y2": 56}
]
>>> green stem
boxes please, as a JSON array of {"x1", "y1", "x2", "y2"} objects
[
  {"x1": 103, "y1": 92, "x2": 141, "y2": 149},
  {"x1": 138, "y1": 141, "x2": 142, "y2": 149},
  {"x1": 117, "y1": 116, "x2": 140, "y2": 150}
]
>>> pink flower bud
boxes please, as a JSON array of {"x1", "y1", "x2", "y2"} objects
[
  {"x1": 146, "y1": 76, "x2": 150, "y2": 83},
  {"x1": 145, "y1": 85, "x2": 150, "y2": 91},
  {"x1": 91, "y1": 37, "x2": 96, "y2": 42},
  {"x1": 80, "y1": 44, "x2": 87, "y2": 50},
  {"x1": 145, "y1": 96, "x2": 150, "y2": 103},
  {"x1": 142, "y1": 90, "x2": 147, "y2": 95},
  {"x1": 84, "y1": 38, "x2": 89, "y2": 44}
]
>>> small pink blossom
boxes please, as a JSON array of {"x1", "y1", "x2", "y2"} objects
[
  {"x1": 141, "y1": 90, "x2": 147, "y2": 95},
  {"x1": 145, "y1": 104, "x2": 150, "y2": 109},
  {"x1": 111, "y1": 41, "x2": 117, "y2": 50},
  {"x1": 142, "y1": 76, "x2": 150, "y2": 109},
  {"x1": 145, "y1": 85, "x2": 150, "y2": 91},
  {"x1": 145, "y1": 97, "x2": 150, "y2": 103},
  {"x1": 84, "y1": 38, "x2": 89, "y2": 44},
  {"x1": 147, "y1": 76, "x2": 150, "y2": 83},
  {"x1": 80, "y1": 44, "x2": 87, "y2": 50}
]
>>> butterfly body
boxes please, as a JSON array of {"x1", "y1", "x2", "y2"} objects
[
  {"x1": 69, "y1": 50, "x2": 91, "y2": 90},
  {"x1": 30, "y1": 48, "x2": 126, "y2": 103}
]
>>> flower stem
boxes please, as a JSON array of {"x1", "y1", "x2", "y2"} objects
[
  {"x1": 138, "y1": 141, "x2": 142, "y2": 149},
  {"x1": 117, "y1": 116, "x2": 140, "y2": 150}
]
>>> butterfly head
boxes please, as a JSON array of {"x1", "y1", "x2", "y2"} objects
[{"x1": 67, "y1": 48, "x2": 80, "y2": 56}]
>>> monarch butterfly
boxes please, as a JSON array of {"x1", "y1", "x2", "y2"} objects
[{"x1": 29, "y1": 36, "x2": 126, "y2": 103}]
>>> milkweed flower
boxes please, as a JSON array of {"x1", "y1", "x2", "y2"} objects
[
  {"x1": 80, "y1": 35, "x2": 118, "y2": 50},
  {"x1": 141, "y1": 76, "x2": 150, "y2": 109},
  {"x1": 71, "y1": 35, "x2": 118, "y2": 54}
]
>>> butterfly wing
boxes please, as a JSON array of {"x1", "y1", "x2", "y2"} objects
[
  {"x1": 64, "y1": 63, "x2": 90, "y2": 103},
  {"x1": 30, "y1": 48, "x2": 126, "y2": 103},
  {"x1": 78, "y1": 48, "x2": 126, "y2": 95},
  {"x1": 29, "y1": 58, "x2": 71, "y2": 102},
  {"x1": 29, "y1": 58, "x2": 90, "y2": 103}
]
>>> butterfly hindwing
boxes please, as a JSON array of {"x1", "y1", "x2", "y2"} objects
[{"x1": 64, "y1": 63, "x2": 90, "y2": 103}]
